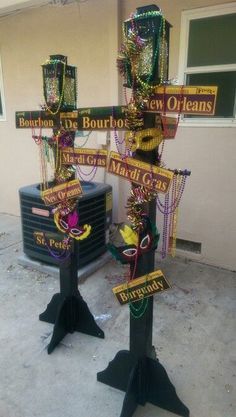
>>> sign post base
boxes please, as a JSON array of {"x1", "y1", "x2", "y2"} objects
[
  {"x1": 97, "y1": 350, "x2": 189, "y2": 417},
  {"x1": 39, "y1": 252, "x2": 104, "y2": 354}
]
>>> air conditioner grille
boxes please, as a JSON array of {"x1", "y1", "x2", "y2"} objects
[{"x1": 19, "y1": 182, "x2": 112, "y2": 268}]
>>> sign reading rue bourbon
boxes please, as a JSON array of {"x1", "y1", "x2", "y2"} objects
[
  {"x1": 61, "y1": 147, "x2": 108, "y2": 167},
  {"x1": 112, "y1": 270, "x2": 171, "y2": 305},
  {"x1": 41, "y1": 179, "x2": 82, "y2": 206},
  {"x1": 108, "y1": 151, "x2": 173, "y2": 193},
  {"x1": 60, "y1": 106, "x2": 128, "y2": 130}
]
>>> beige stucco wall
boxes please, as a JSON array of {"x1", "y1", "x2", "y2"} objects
[
  {"x1": 0, "y1": 0, "x2": 120, "y2": 218},
  {"x1": 0, "y1": 0, "x2": 235, "y2": 270},
  {"x1": 120, "y1": 0, "x2": 236, "y2": 270}
]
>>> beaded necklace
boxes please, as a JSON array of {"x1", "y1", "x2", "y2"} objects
[
  {"x1": 126, "y1": 226, "x2": 149, "y2": 318},
  {"x1": 44, "y1": 233, "x2": 72, "y2": 261}
]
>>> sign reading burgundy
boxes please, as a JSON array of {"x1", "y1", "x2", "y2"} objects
[
  {"x1": 61, "y1": 147, "x2": 108, "y2": 167},
  {"x1": 112, "y1": 270, "x2": 171, "y2": 305},
  {"x1": 41, "y1": 179, "x2": 82, "y2": 206},
  {"x1": 108, "y1": 151, "x2": 173, "y2": 193}
]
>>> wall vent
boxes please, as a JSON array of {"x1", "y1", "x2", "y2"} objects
[{"x1": 176, "y1": 238, "x2": 201, "y2": 254}]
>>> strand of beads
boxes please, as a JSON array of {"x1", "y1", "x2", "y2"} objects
[
  {"x1": 156, "y1": 172, "x2": 187, "y2": 215},
  {"x1": 74, "y1": 131, "x2": 92, "y2": 148},
  {"x1": 168, "y1": 175, "x2": 180, "y2": 257},
  {"x1": 76, "y1": 164, "x2": 98, "y2": 182},
  {"x1": 127, "y1": 226, "x2": 149, "y2": 318},
  {"x1": 161, "y1": 191, "x2": 170, "y2": 258},
  {"x1": 44, "y1": 235, "x2": 72, "y2": 261}
]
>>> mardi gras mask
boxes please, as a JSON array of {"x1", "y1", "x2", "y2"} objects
[
  {"x1": 54, "y1": 210, "x2": 91, "y2": 241},
  {"x1": 108, "y1": 215, "x2": 159, "y2": 264},
  {"x1": 125, "y1": 127, "x2": 163, "y2": 152}
]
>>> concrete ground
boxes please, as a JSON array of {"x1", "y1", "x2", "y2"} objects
[{"x1": 0, "y1": 213, "x2": 235, "y2": 417}]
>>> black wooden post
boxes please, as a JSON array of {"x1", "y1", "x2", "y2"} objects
[
  {"x1": 97, "y1": 152, "x2": 189, "y2": 417},
  {"x1": 38, "y1": 54, "x2": 104, "y2": 354},
  {"x1": 39, "y1": 249, "x2": 104, "y2": 354}
]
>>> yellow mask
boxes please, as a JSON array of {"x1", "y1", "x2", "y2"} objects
[{"x1": 125, "y1": 127, "x2": 163, "y2": 152}]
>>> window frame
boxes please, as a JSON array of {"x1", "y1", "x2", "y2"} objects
[
  {"x1": 178, "y1": 2, "x2": 236, "y2": 127},
  {"x1": 0, "y1": 55, "x2": 6, "y2": 121}
]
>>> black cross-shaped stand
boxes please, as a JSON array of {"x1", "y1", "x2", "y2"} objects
[
  {"x1": 97, "y1": 146, "x2": 189, "y2": 417},
  {"x1": 39, "y1": 248, "x2": 104, "y2": 354}
]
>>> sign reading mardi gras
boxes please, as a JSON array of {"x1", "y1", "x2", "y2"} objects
[
  {"x1": 41, "y1": 179, "x2": 82, "y2": 206},
  {"x1": 61, "y1": 147, "x2": 108, "y2": 167},
  {"x1": 108, "y1": 151, "x2": 173, "y2": 193},
  {"x1": 112, "y1": 270, "x2": 171, "y2": 305}
]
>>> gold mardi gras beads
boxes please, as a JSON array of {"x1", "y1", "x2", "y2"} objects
[
  {"x1": 126, "y1": 186, "x2": 157, "y2": 230},
  {"x1": 125, "y1": 101, "x2": 144, "y2": 131},
  {"x1": 55, "y1": 165, "x2": 74, "y2": 183}
]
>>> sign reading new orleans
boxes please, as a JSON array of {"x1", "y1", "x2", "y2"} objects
[
  {"x1": 108, "y1": 151, "x2": 173, "y2": 193},
  {"x1": 147, "y1": 86, "x2": 218, "y2": 115},
  {"x1": 112, "y1": 270, "x2": 171, "y2": 305},
  {"x1": 61, "y1": 147, "x2": 108, "y2": 167},
  {"x1": 41, "y1": 179, "x2": 82, "y2": 206}
]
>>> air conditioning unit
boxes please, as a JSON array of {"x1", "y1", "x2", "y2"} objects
[{"x1": 19, "y1": 182, "x2": 112, "y2": 268}]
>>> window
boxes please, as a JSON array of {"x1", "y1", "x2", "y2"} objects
[
  {"x1": 178, "y1": 3, "x2": 236, "y2": 126},
  {"x1": 0, "y1": 56, "x2": 6, "y2": 121}
]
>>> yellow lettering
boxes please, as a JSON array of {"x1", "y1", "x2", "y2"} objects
[
  {"x1": 147, "y1": 284, "x2": 153, "y2": 293},
  {"x1": 152, "y1": 280, "x2": 164, "y2": 291},
  {"x1": 206, "y1": 101, "x2": 213, "y2": 112},
  {"x1": 161, "y1": 182, "x2": 167, "y2": 192},
  {"x1": 19, "y1": 117, "x2": 25, "y2": 127},
  {"x1": 83, "y1": 116, "x2": 90, "y2": 129},
  {"x1": 110, "y1": 160, "x2": 121, "y2": 175},
  {"x1": 142, "y1": 172, "x2": 152, "y2": 187},
  {"x1": 167, "y1": 96, "x2": 178, "y2": 111},
  {"x1": 119, "y1": 292, "x2": 128, "y2": 302},
  {"x1": 136, "y1": 289, "x2": 144, "y2": 299}
]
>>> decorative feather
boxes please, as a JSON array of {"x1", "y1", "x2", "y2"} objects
[{"x1": 120, "y1": 225, "x2": 138, "y2": 246}]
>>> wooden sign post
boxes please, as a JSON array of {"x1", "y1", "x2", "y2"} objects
[
  {"x1": 16, "y1": 55, "x2": 105, "y2": 354},
  {"x1": 15, "y1": 14, "x2": 217, "y2": 415}
]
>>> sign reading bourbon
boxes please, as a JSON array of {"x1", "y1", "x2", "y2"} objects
[
  {"x1": 61, "y1": 147, "x2": 108, "y2": 167},
  {"x1": 41, "y1": 179, "x2": 82, "y2": 206},
  {"x1": 108, "y1": 151, "x2": 173, "y2": 193},
  {"x1": 112, "y1": 270, "x2": 171, "y2": 305},
  {"x1": 15, "y1": 111, "x2": 58, "y2": 128},
  {"x1": 60, "y1": 106, "x2": 128, "y2": 130}
]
